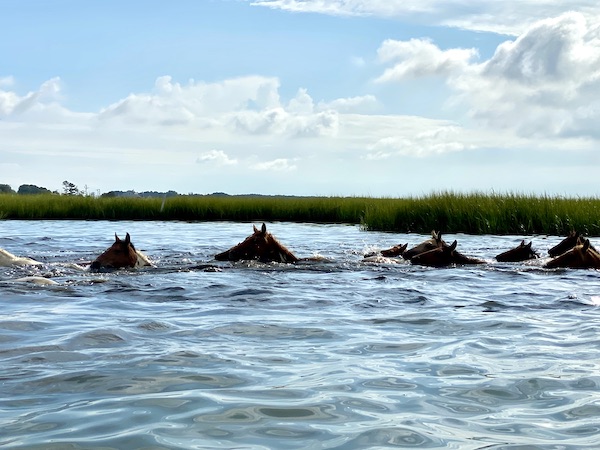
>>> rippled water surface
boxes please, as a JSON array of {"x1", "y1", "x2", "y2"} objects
[{"x1": 2, "y1": 221, "x2": 600, "y2": 449}]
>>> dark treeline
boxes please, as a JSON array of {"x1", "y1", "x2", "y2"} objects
[
  {"x1": 1, "y1": 184, "x2": 54, "y2": 195},
  {"x1": 1, "y1": 191, "x2": 600, "y2": 236},
  {"x1": 0, "y1": 182, "x2": 180, "y2": 198}
]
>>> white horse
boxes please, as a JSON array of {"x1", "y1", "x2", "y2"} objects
[
  {"x1": 135, "y1": 249, "x2": 154, "y2": 268},
  {"x1": 0, "y1": 248, "x2": 43, "y2": 267},
  {"x1": 10, "y1": 276, "x2": 59, "y2": 285}
]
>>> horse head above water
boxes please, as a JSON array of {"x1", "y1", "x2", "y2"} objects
[
  {"x1": 411, "y1": 240, "x2": 485, "y2": 267},
  {"x1": 544, "y1": 239, "x2": 600, "y2": 269},
  {"x1": 364, "y1": 243, "x2": 408, "y2": 259},
  {"x1": 379, "y1": 243, "x2": 408, "y2": 258},
  {"x1": 495, "y1": 240, "x2": 539, "y2": 262},
  {"x1": 403, "y1": 231, "x2": 447, "y2": 261},
  {"x1": 547, "y1": 231, "x2": 598, "y2": 257},
  {"x1": 215, "y1": 223, "x2": 299, "y2": 263},
  {"x1": 90, "y1": 233, "x2": 140, "y2": 271}
]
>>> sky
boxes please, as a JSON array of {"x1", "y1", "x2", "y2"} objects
[{"x1": 2, "y1": 0, "x2": 600, "y2": 197}]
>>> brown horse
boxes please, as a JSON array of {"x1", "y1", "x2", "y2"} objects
[
  {"x1": 545, "y1": 239, "x2": 600, "y2": 269},
  {"x1": 91, "y1": 233, "x2": 141, "y2": 270},
  {"x1": 495, "y1": 240, "x2": 539, "y2": 262},
  {"x1": 403, "y1": 231, "x2": 447, "y2": 260},
  {"x1": 548, "y1": 231, "x2": 597, "y2": 257},
  {"x1": 364, "y1": 243, "x2": 408, "y2": 259},
  {"x1": 411, "y1": 240, "x2": 485, "y2": 267},
  {"x1": 215, "y1": 223, "x2": 299, "y2": 263}
]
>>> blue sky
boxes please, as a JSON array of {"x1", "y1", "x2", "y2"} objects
[{"x1": 2, "y1": 1, "x2": 599, "y2": 196}]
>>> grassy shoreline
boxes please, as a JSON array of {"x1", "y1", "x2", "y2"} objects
[{"x1": 1, "y1": 192, "x2": 599, "y2": 236}]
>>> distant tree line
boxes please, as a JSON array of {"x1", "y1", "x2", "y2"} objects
[
  {"x1": 0, "y1": 181, "x2": 84, "y2": 195},
  {"x1": 0, "y1": 182, "x2": 183, "y2": 198},
  {"x1": 0, "y1": 181, "x2": 88, "y2": 196},
  {"x1": 0, "y1": 184, "x2": 15, "y2": 194},
  {"x1": 1, "y1": 184, "x2": 55, "y2": 195},
  {"x1": 100, "y1": 190, "x2": 180, "y2": 198},
  {"x1": 1, "y1": 182, "x2": 287, "y2": 198}
]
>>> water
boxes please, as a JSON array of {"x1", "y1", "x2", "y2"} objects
[{"x1": 1, "y1": 220, "x2": 600, "y2": 449}]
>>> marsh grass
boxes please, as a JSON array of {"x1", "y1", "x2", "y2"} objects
[
  {"x1": 1, "y1": 192, "x2": 599, "y2": 236},
  {"x1": 362, "y1": 192, "x2": 600, "y2": 236}
]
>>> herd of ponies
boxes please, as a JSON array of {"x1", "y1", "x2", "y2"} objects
[{"x1": 1, "y1": 225, "x2": 599, "y2": 284}]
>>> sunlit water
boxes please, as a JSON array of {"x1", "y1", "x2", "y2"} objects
[{"x1": 1, "y1": 221, "x2": 600, "y2": 449}]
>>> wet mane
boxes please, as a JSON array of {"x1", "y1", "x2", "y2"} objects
[
  {"x1": 411, "y1": 240, "x2": 484, "y2": 267},
  {"x1": 215, "y1": 223, "x2": 298, "y2": 263}
]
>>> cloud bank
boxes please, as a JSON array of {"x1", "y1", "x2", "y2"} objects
[
  {"x1": 376, "y1": 12, "x2": 600, "y2": 140},
  {"x1": 3, "y1": 12, "x2": 596, "y2": 148}
]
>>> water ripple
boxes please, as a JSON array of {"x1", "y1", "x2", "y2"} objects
[{"x1": 3, "y1": 222, "x2": 600, "y2": 448}]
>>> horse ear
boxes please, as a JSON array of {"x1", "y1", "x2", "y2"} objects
[
  {"x1": 583, "y1": 239, "x2": 590, "y2": 251},
  {"x1": 114, "y1": 233, "x2": 120, "y2": 242},
  {"x1": 526, "y1": 241, "x2": 532, "y2": 249},
  {"x1": 253, "y1": 225, "x2": 259, "y2": 233},
  {"x1": 261, "y1": 223, "x2": 267, "y2": 234},
  {"x1": 125, "y1": 233, "x2": 131, "y2": 244},
  {"x1": 520, "y1": 240, "x2": 525, "y2": 246},
  {"x1": 450, "y1": 240, "x2": 457, "y2": 251}
]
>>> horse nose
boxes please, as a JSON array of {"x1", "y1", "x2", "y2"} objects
[{"x1": 90, "y1": 260, "x2": 101, "y2": 271}]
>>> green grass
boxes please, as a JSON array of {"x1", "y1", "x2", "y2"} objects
[
  {"x1": 361, "y1": 192, "x2": 600, "y2": 236},
  {"x1": 1, "y1": 192, "x2": 600, "y2": 236}
]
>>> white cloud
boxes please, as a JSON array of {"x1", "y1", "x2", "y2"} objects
[
  {"x1": 376, "y1": 12, "x2": 600, "y2": 139},
  {"x1": 375, "y1": 38, "x2": 478, "y2": 82},
  {"x1": 232, "y1": 87, "x2": 339, "y2": 137},
  {"x1": 441, "y1": 3, "x2": 600, "y2": 36},
  {"x1": 95, "y1": 78, "x2": 340, "y2": 138},
  {"x1": 318, "y1": 95, "x2": 378, "y2": 113},
  {"x1": 366, "y1": 124, "x2": 467, "y2": 158},
  {"x1": 250, "y1": 0, "x2": 440, "y2": 17},
  {"x1": 482, "y1": 13, "x2": 596, "y2": 84},
  {"x1": 196, "y1": 149, "x2": 238, "y2": 166},
  {"x1": 98, "y1": 75, "x2": 282, "y2": 125},
  {"x1": 287, "y1": 88, "x2": 314, "y2": 114},
  {"x1": 250, "y1": 0, "x2": 600, "y2": 36},
  {"x1": 230, "y1": 106, "x2": 339, "y2": 138},
  {"x1": 0, "y1": 76, "x2": 15, "y2": 88},
  {"x1": 0, "y1": 77, "x2": 63, "y2": 117},
  {"x1": 230, "y1": 107, "x2": 288, "y2": 134},
  {"x1": 465, "y1": 12, "x2": 600, "y2": 138},
  {"x1": 251, "y1": 158, "x2": 297, "y2": 172}
]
